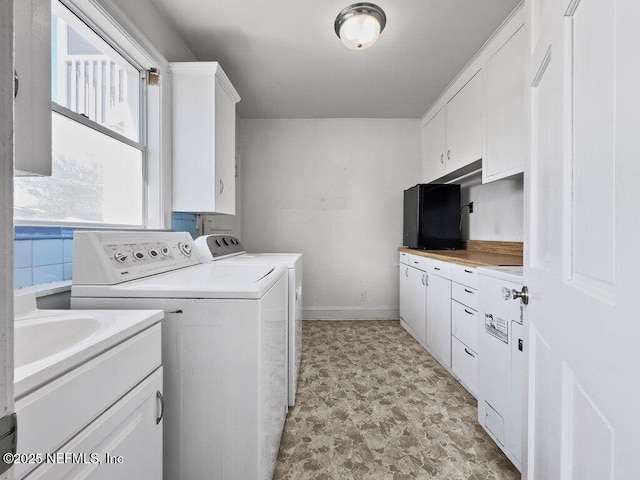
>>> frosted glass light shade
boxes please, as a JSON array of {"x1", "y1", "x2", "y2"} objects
[
  {"x1": 339, "y1": 14, "x2": 381, "y2": 50},
  {"x1": 335, "y1": 3, "x2": 386, "y2": 50}
]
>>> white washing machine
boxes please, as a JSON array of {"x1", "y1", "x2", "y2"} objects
[
  {"x1": 194, "y1": 234, "x2": 303, "y2": 407},
  {"x1": 477, "y1": 266, "x2": 526, "y2": 472},
  {"x1": 70, "y1": 231, "x2": 288, "y2": 480}
]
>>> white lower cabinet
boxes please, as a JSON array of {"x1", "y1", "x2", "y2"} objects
[
  {"x1": 399, "y1": 254, "x2": 426, "y2": 345},
  {"x1": 452, "y1": 300, "x2": 478, "y2": 352},
  {"x1": 452, "y1": 336, "x2": 478, "y2": 396},
  {"x1": 450, "y1": 266, "x2": 479, "y2": 398},
  {"x1": 16, "y1": 325, "x2": 163, "y2": 480},
  {"x1": 25, "y1": 369, "x2": 163, "y2": 480},
  {"x1": 406, "y1": 265, "x2": 427, "y2": 344},
  {"x1": 398, "y1": 252, "x2": 480, "y2": 398},
  {"x1": 425, "y1": 272, "x2": 451, "y2": 369},
  {"x1": 398, "y1": 257, "x2": 409, "y2": 323}
]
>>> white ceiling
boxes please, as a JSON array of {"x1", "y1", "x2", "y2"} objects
[{"x1": 150, "y1": 0, "x2": 521, "y2": 119}]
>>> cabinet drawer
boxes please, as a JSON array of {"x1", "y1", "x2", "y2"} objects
[
  {"x1": 452, "y1": 300, "x2": 478, "y2": 351},
  {"x1": 406, "y1": 255, "x2": 427, "y2": 271},
  {"x1": 399, "y1": 252, "x2": 410, "y2": 265},
  {"x1": 451, "y1": 264, "x2": 478, "y2": 289},
  {"x1": 425, "y1": 258, "x2": 451, "y2": 279},
  {"x1": 452, "y1": 336, "x2": 478, "y2": 397},
  {"x1": 452, "y1": 282, "x2": 478, "y2": 310}
]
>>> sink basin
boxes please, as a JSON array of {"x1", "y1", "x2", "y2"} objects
[
  {"x1": 14, "y1": 315, "x2": 102, "y2": 368},
  {"x1": 13, "y1": 287, "x2": 164, "y2": 399}
]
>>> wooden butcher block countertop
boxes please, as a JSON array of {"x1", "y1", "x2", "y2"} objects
[{"x1": 398, "y1": 240, "x2": 523, "y2": 268}]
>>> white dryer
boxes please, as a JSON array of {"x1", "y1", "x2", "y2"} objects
[
  {"x1": 71, "y1": 231, "x2": 288, "y2": 480},
  {"x1": 195, "y1": 234, "x2": 303, "y2": 407}
]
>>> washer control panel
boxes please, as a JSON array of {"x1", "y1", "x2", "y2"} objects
[
  {"x1": 73, "y1": 231, "x2": 202, "y2": 285},
  {"x1": 194, "y1": 235, "x2": 245, "y2": 261},
  {"x1": 103, "y1": 240, "x2": 183, "y2": 270}
]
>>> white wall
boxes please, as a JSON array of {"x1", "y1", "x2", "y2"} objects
[
  {"x1": 240, "y1": 119, "x2": 421, "y2": 320},
  {"x1": 459, "y1": 172, "x2": 524, "y2": 241},
  {"x1": 97, "y1": 0, "x2": 196, "y2": 62}
]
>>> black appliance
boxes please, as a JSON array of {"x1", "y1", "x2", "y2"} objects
[{"x1": 403, "y1": 184, "x2": 461, "y2": 250}]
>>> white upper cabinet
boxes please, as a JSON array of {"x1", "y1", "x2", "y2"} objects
[
  {"x1": 420, "y1": 4, "x2": 525, "y2": 184},
  {"x1": 421, "y1": 70, "x2": 483, "y2": 183},
  {"x1": 14, "y1": 0, "x2": 51, "y2": 176},
  {"x1": 171, "y1": 62, "x2": 240, "y2": 214},
  {"x1": 421, "y1": 107, "x2": 446, "y2": 182},
  {"x1": 445, "y1": 70, "x2": 484, "y2": 173},
  {"x1": 483, "y1": 17, "x2": 526, "y2": 183}
]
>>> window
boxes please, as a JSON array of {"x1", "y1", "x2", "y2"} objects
[{"x1": 14, "y1": 0, "x2": 146, "y2": 227}]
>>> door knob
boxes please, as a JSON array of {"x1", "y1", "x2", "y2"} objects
[{"x1": 512, "y1": 286, "x2": 529, "y2": 305}]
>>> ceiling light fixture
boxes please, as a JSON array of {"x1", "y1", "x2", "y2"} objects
[{"x1": 334, "y1": 3, "x2": 386, "y2": 50}]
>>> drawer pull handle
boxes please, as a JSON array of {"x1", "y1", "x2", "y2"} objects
[
  {"x1": 464, "y1": 348, "x2": 475, "y2": 358},
  {"x1": 464, "y1": 269, "x2": 473, "y2": 274},
  {"x1": 156, "y1": 391, "x2": 165, "y2": 424},
  {"x1": 464, "y1": 288, "x2": 474, "y2": 294},
  {"x1": 464, "y1": 308, "x2": 474, "y2": 315},
  {"x1": 414, "y1": 261, "x2": 419, "y2": 264},
  {"x1": 434, "y1": 267, "x2": 441, "y2": 271}
]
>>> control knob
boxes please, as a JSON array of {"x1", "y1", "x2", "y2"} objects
[
  {"x1": 134, "y1": 251, "x2": 145, "y2": 260},
  {"x1": 148, "y1": 249, "x2": 159, "y2": 257},
  {"x1": 178, "y1": 242, "x2": 192, "y2": 257},
  {"x1": 113, "y1": 251, "x2": 128, "y2": 263},
  {"x1": 161, "y1": 247, "x2": 170, "y2": 256}
]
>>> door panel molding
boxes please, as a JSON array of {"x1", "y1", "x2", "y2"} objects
[{"x1": 560, "y1": 363, "x2": 614, "y2": 480}]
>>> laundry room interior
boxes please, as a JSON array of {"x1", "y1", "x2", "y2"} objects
[{"x1": 2, "y1": 0, "x2": 639, "y2": 479}]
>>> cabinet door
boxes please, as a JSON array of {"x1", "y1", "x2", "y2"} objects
[
  {"x1": 214, "y1": 78, "x2": 236, "y2": 215},
  {"x1": 399, "y1": 265, "x2": 409, "y2": 322},
  {"x1": 407, "y1": 266, "x2": 426, "y2": 344},
  {"x1": 445, "y1": 70, "x2": 483, "y2": 173},
  {"x1": 484, "y1": 25, "x2": 526, "y2": 182},
  {"x1": 421, "y1": 107, "x2": 446, "y2": 182},
  {"x1": 426, "y1": 274, "x2": 452, "y2": 368},
  {"x1": 26, "y1": 368, "x2": 163, "y2": 480},
  {"x1": 171, "y1": 63, "x2": 238, "y2": 214},
  {"x1": 14, "y1": 0, "x2": 51, "y2": 176}
]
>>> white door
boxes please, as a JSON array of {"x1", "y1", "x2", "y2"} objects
[{"x1": 525, "y1": 0, "x2": 640, "y2": 478}]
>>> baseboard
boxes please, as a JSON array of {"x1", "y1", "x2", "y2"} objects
[{"x1": 302, "y1": 307, "x2": 399, "y2": 321}]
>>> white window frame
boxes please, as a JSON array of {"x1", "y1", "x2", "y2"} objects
[{"x1": 14, "y1": 0, "x2": 171, "y2": 229}]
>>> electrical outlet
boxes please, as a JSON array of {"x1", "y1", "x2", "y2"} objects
[
  {"x1": 360, "y1": 291, "x2": 366, "y2": 302},
  {"x1": 469, "y1": 202, "x2": 474, "y2": 213}
]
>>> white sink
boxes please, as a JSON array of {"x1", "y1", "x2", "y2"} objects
[
  {"x1": 14, "y1": 288, "x2": 164, "y2": 398},
  {"x1": 14, "y1": 315, "x2": 103, "y2": 368}
]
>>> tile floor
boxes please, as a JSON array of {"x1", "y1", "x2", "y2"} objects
[{"x1": 274, "y1": 320, "x2": 520, "y2": 480}]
